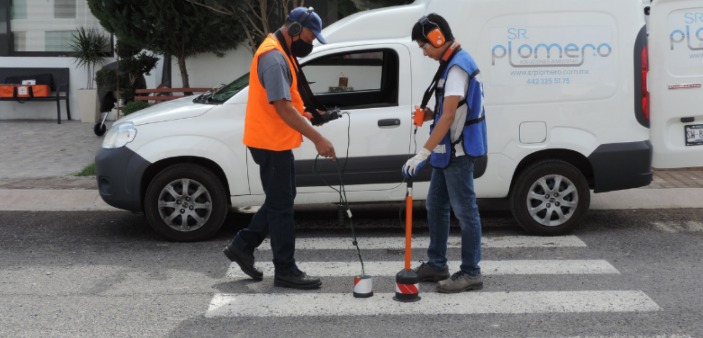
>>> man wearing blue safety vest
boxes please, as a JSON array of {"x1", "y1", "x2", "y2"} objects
[{"x1": 402, "y1": 13, "x2": 488, "y2": 293}]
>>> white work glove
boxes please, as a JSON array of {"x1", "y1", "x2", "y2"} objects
[{"x1": 402, "y1": 148, "x2": 431, "y2": 178}]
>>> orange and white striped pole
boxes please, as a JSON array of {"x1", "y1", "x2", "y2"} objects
[{"x1": 394, "y1": 179, "x2": 421, "y2": 302}]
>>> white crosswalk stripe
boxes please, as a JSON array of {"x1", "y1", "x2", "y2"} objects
[
  {"x1": 206, "y1": 291, "x2": 660, "y2": 317},
  {"x1": 226, "y1": 260, "x2": 620, "y2": 278},
  {"x1": 209, "y1": 234, "x2": 661, "y2": 317},
  {"x1": 255, "y1": 235, "x2": 587, "y2": 250}
]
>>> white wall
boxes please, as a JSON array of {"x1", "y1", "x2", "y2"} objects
[
  {"x1": 0, "y1": 56, "x2": 114, "y2": 121},
  {"x1": 171, "y1": 46, "x2": 253, "y2": 89},
  {"x1": 0, "y1": 44, "x2": 251, "y2": 121},
  {"x1": 0, "y1": 54, "x2": 165, "y2": 121}
]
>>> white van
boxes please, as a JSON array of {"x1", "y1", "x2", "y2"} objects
[
  {"x1": 648, "y1": 0, "x2": 703, "y2": 167},
  {"x1": 95, "y1": 0, "x2": 703, "y2": 241}
]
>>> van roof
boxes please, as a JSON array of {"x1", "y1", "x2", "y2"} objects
[
  {"x1": 322, "y1": 0, "x2": 645, "y2": 46},
  {"x1": 321, "y1": 0, "x2": 428, "y2": 44}
]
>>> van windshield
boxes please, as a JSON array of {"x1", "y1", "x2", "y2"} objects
[{"x1": 208, "y1": 73, "x2": 250, "y2": 103}]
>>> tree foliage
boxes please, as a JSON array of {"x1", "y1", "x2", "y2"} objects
[
  {"x1": 87, "y1": 0, "x2": 247, "y2": 88},
  {"x1": 188, "y1": 0, "x2": 414, "y2": 54},
  {"x1": 88, "y1": 0, "x2": 412, "y2": 87},
  {"x1": 188, "y1": 0, "x2": 306, "y2": 54},
  {"x1": 68, "y1": 27, "x2": 110, "y2": 89},
  {"x1": 95, "y1": 40, "x2": 159, "y2": 103}
]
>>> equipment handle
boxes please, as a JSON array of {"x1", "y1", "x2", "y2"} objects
[
  {"x1": 413, "y1": 106, "x2": 425, "y2": 127},
  {"x1": 404, "y1": 179, "x2": 413, "y2": 270}
]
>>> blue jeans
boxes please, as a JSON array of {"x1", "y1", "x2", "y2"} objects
[
  {"x1": 231, "y1": 147, "x2": 297, "y2": 272},
  {"x1": 426, "y1": 155, "x2": 482, "y2": 276}
]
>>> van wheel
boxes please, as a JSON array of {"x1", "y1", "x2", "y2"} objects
[
  {"x1": 144, "y1": 163, "x2": 228, "y2": 242},
  {"x1": 510, "y1": 160, "x2": 590, "y2": 235}
]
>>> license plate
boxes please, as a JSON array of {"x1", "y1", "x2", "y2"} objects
[{"x1": 685, "y1": 124, "x2": 703, "y2": 146}]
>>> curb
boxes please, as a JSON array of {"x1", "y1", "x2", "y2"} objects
[
  {"x1": 0, "y1": 187, "x2": 701, "y2": 212},
  {"x1": 0, "y1": 189, "x2": 116, "y2": 211},
  {"x1": 590, "y1": 188, "x2": 703, "y2": 210}
]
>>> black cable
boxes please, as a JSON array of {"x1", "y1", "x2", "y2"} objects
[
  {"x1": 334, "y1": 154, "x2": 366, "y2": 277},
  {"x1": 313, "y1": 112, "x2": 350, "y2": 192},
  {"x1": 312, "y1": 112, "x2": 365, "y2": 276}
]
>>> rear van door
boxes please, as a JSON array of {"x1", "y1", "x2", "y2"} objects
[{"x1": 649, "y1": 0, "x2": 703, "y2": 168}]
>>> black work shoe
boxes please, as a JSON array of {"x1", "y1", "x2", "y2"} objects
[
  {"x1": 274, "y1": 267, "x2": 322, "y2": 290},
  {"x1": 223, "y1": 246, "x2": 263, "y2": 281}
]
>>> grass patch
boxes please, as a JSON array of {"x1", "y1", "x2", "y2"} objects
[{"x1": 76, "y1": 163, "x2": 96, "y2": 176}]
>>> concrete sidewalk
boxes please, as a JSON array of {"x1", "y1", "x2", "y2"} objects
[
  {"x1": 2, "y1": 187, "x2": 703, "y2": 212},
  {"x1": 0, "y1": 120, "x2": 702, "y2": 212}
]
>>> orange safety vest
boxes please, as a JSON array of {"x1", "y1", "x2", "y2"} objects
[{"x1": 243, "y1": 34, "x2": 305, "y2": 151}]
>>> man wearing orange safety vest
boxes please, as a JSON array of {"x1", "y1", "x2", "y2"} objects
[{"x1": 224, "y1": 7, "x2": 336, "y2": 290}]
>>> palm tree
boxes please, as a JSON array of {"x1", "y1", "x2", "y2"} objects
[{"x1": 69, "y1": 27, "x2": 110, "y2": 89}]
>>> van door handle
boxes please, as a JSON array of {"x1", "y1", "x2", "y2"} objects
[{"x1": 378, "y1": 119, "x2": 401, "y2": 127}]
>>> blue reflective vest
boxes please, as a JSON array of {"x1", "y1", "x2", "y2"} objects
[{"x1": 429, "y1": 50, "x2": 488, "y2": 169}]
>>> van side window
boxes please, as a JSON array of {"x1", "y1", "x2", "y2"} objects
[{"x1": 302, "y1": 49, "x2": 399, "y2": 109}]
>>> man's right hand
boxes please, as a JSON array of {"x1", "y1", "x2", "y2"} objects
[{"x1": 315, "y1": 137, "x2": 336, "y2": 160}]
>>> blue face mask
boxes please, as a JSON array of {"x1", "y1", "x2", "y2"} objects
[{"x1": 291, "y1": 38, "x2": 313, "y2": 57}]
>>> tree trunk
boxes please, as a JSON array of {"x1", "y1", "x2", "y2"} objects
[{"x1": 176, "y1": 55, "x2": 192, "y2": 95}]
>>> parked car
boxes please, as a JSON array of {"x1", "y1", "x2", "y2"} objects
[{"x1": 95, "y1": 0, "x2": 703, "y2": 241}]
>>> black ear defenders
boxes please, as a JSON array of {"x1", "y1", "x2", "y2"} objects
[
  {"x1": 288, "y1": 7, "x2": 314, "y2": 37},
  {"x1": 419, "y1": 16, "x2": 445, "y2": 48}
]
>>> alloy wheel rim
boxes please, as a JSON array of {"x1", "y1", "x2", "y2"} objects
[
  {"x1": 157, "y1": 178, "x2": 213, "y2": 232},
  {"x1": 526, "y1": 174, "x2": 579, "y2": 227}
]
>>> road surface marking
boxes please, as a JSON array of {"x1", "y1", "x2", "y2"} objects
[
  {"x1": 206, "y1": 291, "x2": 660, "y2": 317},
  {"x1": 226, "y1": 260, "x2": 619, "y2": 279},
  {"x1": 253, "y1": 235, "x2": 586, "y2": 251}
]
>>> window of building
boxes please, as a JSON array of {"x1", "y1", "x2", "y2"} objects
[
  {"x1": 0, "y1": 3, "x2": 7, "y2": 32},
  {"x1": 0, "y1": 0, "x2": 9, "y2": 55},
  {"x1": 11, "y1": 0, "x2": 26, "y2": 20},
  {"x1": 54, "y1": 0, "x2": 76, "y2": 19},
  {"x1": 1, "y1": 0, "x2": 111, "y2": 56},
  {"x1": 45, "y1": 30, "x2": 75, "y2": 51}
]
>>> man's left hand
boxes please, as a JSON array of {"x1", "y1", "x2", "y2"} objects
[{"x1": 402, "y1": 148, "x2": 431, "y2": 178}]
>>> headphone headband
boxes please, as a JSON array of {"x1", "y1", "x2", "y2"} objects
[
  {"x1": 288, "y1": 7, "x2": 314, "y2": 37},
  {"x1": 418, "y1": 16, "x2": 433, "y2": 27}
]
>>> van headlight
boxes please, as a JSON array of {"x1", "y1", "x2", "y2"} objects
[{"x1": 102, "y1": 122, "x2": 137, "y2": 149}]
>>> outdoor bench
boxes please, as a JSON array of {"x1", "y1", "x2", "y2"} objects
[
  {"x1": 134, "y1": 87, "x2": 212, "y2": 104},
  {"x1": 0, "y1": 67, "x2": 71, "y2": 124}
]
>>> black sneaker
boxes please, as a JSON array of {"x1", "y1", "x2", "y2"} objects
[
  {"x1": 413, "y1": 261, "x2": 450, "y2": 282},
  {"x1": 274, "y1": 266, "x2": 322, "y2": 290},
  {"x1": 223, "y1": 245, "x2": 263, "y2": 281}
]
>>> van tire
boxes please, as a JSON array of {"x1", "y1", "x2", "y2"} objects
[
  {"x1": 144, "y1": 163, "x2": 228, "y2": 242},
  {"x1": 510, "y1": 160, "x2": 590, "y2": 235}
]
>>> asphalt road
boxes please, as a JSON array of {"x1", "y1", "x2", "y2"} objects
[{"x1": 1, "y1": 208, "x2": 702, "y2": 337}]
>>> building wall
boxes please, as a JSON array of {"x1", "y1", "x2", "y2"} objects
[
  {"x1": 0, "y1": 0, "x2": 116, "y2": 121},
  {"x1": 1, "y1": 56, "x2": 100, "y2": 120},
  {"x1": 0, "y1": 54, "x2": 166, "y2": 120},
  {"x1": 170, "y1": 47, "x2": 252, "y2": 89}
]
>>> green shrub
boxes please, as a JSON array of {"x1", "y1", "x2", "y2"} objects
[{"x1": 121, "y1": 100, "x2": 149, "y2": 115}]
